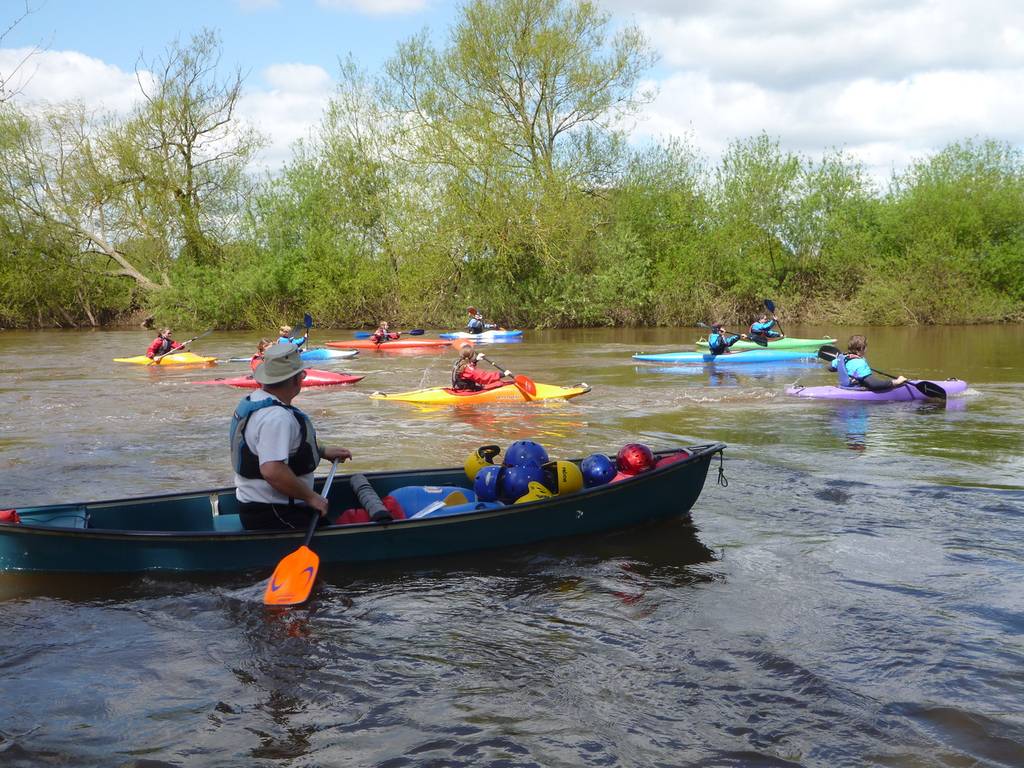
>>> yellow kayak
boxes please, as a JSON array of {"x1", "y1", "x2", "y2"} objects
[
  {"x1": 113, "y1": 352, "x2": 218, "y2": 367},
  {"x1": 370, "y1": 381, "x2": 591, "y2": 405}
]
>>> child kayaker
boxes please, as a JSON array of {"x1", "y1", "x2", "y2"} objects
[
  {"x1": 250, "y1": 338, "x2": 272, "y2": 372},
  {"x1": 831, "y1": 335, "x2": 908, "y2": 391},
  {"x1": 707, "y1": 323, "x2": 748, "y2": 355},
  {"x1": 749, "y1": 312, "x2": 783, "y2": 339},
  {"x1": 145, "y1": 328, "x2": 184, "y2": 359},
  {"x1": 370, "y1": 321, "x2": 401, "y2": 344},
  {"x1": 277, "y1": 325, "x2": 306, "y2": 347},
  {"x1": 451, "y1": 345, "x2": 513, "y2": 391}
]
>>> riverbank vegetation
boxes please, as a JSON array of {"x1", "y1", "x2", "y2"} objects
[{"x1": 1, "y1": 0, "x2": 1022, "y2": 330}]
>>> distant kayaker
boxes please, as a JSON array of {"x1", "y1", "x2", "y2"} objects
[
  {"x1": 451, "y1": 345, "x2": 513, "y2": 391},
  {"x1": 370, "y1": 321, "x2": 401, "y2": 344},
  {"x1": 707, "y1": 323, "x2": 748, "y2": 355},
  {"x1": 830, "y1": 335, "x2": 908, "y2": 391},
  {"x1": 230, "y1": 342, "x2": 352, "y2": 530},
  {"x1": 466, "y1": 307, "x2": 498, "y2": 335},
  {"x1": 249, "y1": 338, "x2": 272, "y2": 372},
  {"x1": 749, "y1": 312, "x2": 783, "y2": 339},
  {"x1": 145, "y1": 328, "x2": 184, "y2": 359},
  {"x1": 277, "y1": 325, "x2": 306, "y2": 347}
]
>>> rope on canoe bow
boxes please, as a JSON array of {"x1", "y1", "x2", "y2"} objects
[{"x1": 716, "y1": 451, "x2": 728, "y2": 488}]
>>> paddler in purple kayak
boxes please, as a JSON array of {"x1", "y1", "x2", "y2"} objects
[
  {"x1": 830, "y1": 335, "x2": 908, "y2": 391},
  {"x1": 707, "y1": 323, "x2": 749, "y2": 355}
]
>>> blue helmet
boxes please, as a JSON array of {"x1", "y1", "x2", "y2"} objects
[
  {"x1": 473, "y1": 465, "x2": 504, "y2": 502},
  {"x1": 580, "y1": 453, "x2": 616, "y2": 487},
  {"x1": 503, "y1": 440, "x2": 549, "y2": 468},
  {"x1": 500, "y1": 461, "x2": 546, "y2": 502}
]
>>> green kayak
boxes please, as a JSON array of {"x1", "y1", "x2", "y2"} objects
[{"x1": 695, "y1": 335, "x2": 836, "y2": 351}]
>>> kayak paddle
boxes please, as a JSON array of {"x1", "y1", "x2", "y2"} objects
[
  {"x1": 153, "y1": 329, "x2": 213, "y2": 363},
  {"x1": 696, "y1": 322, "x2": 767, "y2": 347},
  {"x1": 263, "y1": 458, "x2": 340, "y2": 607},
  {"x1": 479, "y1": 354, "x2": 537, "y2": 399},
  {"x1": 354, "y1": 328, "x2": 426, "y2": 339},
  {"x1": 302, "y1": 312, "x2": 312, "y2": 347},
  {"x1": 817, "y1": 346, "x2": 947, "y2": 400},
  {"x1": 763, "y1": 299, "x2": 785, "y2": 336}
]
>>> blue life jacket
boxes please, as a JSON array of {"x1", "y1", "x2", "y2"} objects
[
  {"x1": 750, "y1": 320, "x2": 781, "y2": 337},
  {"x1": 832, "y1": 353, "x2": 873, "y2": 387},
  {"x1": 466, "y1": 316, "x2": 485, "y2": 333},
  {"x1": 278, "y1": 335, "x2": 305, "y2": 347},
  {"x1": 229, "y1": 394, "x2": 319, "y2": 479},
  {"x1": 708, "y1": 331, "x2": 739, "y2": 355}
]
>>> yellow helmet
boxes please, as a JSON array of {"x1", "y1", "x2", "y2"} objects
[
  {"x1": 543, "y1": 460, "x2": 584, "y2": 494},
  {"x1": 514, "y1": 481, "x2": 553, "y2": 504},
  {"x1": 464, "y1": 444, "x2": 501, "y2": 480}
]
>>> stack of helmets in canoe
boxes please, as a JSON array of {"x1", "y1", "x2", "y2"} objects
[
  {"x1": 580, "y1": 442, "x2": 660, "y2": 487},
  {"x1": 466, "y1": 440, "x2": 584, "y2": 504}
]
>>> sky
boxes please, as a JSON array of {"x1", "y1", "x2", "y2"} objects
[{"x1": 2, "y1": 0, "x2": 1023, "y2": 182}]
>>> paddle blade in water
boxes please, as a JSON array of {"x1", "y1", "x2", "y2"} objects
[
  {"x1": 515, "y1": 375, "x2": 538, "y2": 397},
  {"x1": 264, "y1": 545, "x2": 320, "y2": 606},
  {"x1": 914, "y1": 381, "x2": 947, "y2": 400}
]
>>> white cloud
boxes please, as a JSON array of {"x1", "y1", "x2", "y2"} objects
[
  {"x1": 0, "y1": 48, "x2": 151, "y2": 113},
  {"x1": 601, "y1": 0, "x2": 1024, "y2": 179},
  {"x1": 315, "y1": 0, "x2": 429, "y2": 16}
]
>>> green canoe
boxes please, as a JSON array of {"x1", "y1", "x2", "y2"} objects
[{"x1": 695, "y1": 336, "x2": 836, "y2": 351}]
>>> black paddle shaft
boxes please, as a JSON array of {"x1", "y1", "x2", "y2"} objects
[{"x1": 816, "y1": 346, "x2": 946, "y2": 399}]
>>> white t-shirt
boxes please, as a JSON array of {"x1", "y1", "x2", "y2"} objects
[{"x1": 234, "y1": 390, "x2": 316, "y2": 505}]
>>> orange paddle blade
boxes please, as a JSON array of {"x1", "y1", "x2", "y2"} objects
[
  {"x1": 264, "y1": 544, "x2": 320, "y2": 606},
  {"x1": 515, "y1": 375, "x2": 537, "y2": 398}
]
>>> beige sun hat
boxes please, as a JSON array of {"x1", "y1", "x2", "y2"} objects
[{"x1": 253, "y1": 342, "x2": 311, "y2": 385}]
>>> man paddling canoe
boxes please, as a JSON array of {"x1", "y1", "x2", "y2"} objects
[{"x1": 230, "y1": 343, "x2": 352, "y2": 530}]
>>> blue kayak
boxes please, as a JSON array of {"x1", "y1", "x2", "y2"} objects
[
  {"x1": 301, "y1": 347, "x2": 358, "y2": 362},
  {"x1": 438, "y1": 330, "x2": 524, "y2": 341},
  {"x1": 633, "y1": 349, "x2": 817, "y2": 364}
]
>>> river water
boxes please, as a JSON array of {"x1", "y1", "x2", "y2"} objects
[{"x1": 0, "y1": 325, "x2": 1021, "y2": 767}]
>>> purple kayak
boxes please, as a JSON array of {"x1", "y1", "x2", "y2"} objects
[{"x1": 786, "y1": 379, "x2": 968, "y2": 402}]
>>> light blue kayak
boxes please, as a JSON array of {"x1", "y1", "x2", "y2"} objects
[
  {"x1": 438, "y1": 330, "x2": 524, "y2": 341},
  {"x1": 633, "y1": 349, "x2": 817, "y2": 364},
  {"x1": 301, "y1": 348, "x2": 358, "y2": 361}
]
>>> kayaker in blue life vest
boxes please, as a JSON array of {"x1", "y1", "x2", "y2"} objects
[
  {"x1": 830, "y1": 335, "x2": 908, "y2": 392},
  {"x1": 749, "y1": 312, "x2": 783, "y2": 339},
  {"x1": 277, "y1": 324, "x2": 306, "y2": 347},
  {"x1": 230, "y1": 342, "x2": 352, "y2": 530},
  {"x1": 707, "y1": 323, "x2": 749, "y2": 355},
  {"x1": 466, "y1": 307, "x2": 498, "y2": 334}
]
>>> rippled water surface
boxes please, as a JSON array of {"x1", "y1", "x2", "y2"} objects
[{"x1": 1, "y1": 325, "x2": 1022, "y2": 767}]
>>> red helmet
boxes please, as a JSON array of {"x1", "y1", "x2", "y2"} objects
[{"x1": 616, "y1": 443, "x2": 655, "y2": 475}]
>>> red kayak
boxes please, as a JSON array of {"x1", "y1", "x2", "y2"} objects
[
  {"x1": 326, "y1": 339, "x2": 452, "y2": 351},
  {"x1": 195, "y1": 369, "x2": 364, "y2": 389}
]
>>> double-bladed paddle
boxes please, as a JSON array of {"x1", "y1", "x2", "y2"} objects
[
  {"x1": 696, "y1": 322, "x2": 767, "y2": 347},
  {"x1": 478, "y1": 354, "x2": 537, "y2": 400},
  {"x1": 353, "y1": 328, "x2": 426, "y2": 339},
  {"x1": 153, "y1": 329, "x2": 214, "y2": 363},
  {"x1": 263, "y1": 459, "x2": 340, "y2": 607},
  {"x1": 817, "y1": 345, "x2": 947, "y2": 400}
]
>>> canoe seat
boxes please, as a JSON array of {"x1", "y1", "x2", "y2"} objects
[{"x1": 213, "y1": 514, "x2": 244, "y2": 532}]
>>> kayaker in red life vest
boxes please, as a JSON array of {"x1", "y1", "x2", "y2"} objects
[
  {"x1": 370, "y1": 321, "x2": 401, "y2": 344},
  {"x1": 145, "y1": 328, "x2": 184, "y2": 359},
  {"x1": 451, "y1": 345, "x2": 513, "y2": 391},
  {"x1": 250, "y1": 338, "x2": 272, "y2": 372}
]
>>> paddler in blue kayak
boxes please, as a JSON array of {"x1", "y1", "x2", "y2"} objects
[
  {"x1": 466, "y1": 307, "x2": 498, "y2": 335},
  {"x1": 277, "y1": 324, "x2": 306, "y2": 347},
  {"x1": 831, "y1": 335, "x2": 907, "y2": 391},
  {"x1": 707, "y1": 323, "x2": 749, "y2": 355},
  {"x1": 749, "y1": 312, "x2": 783, "y2": 340}
]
